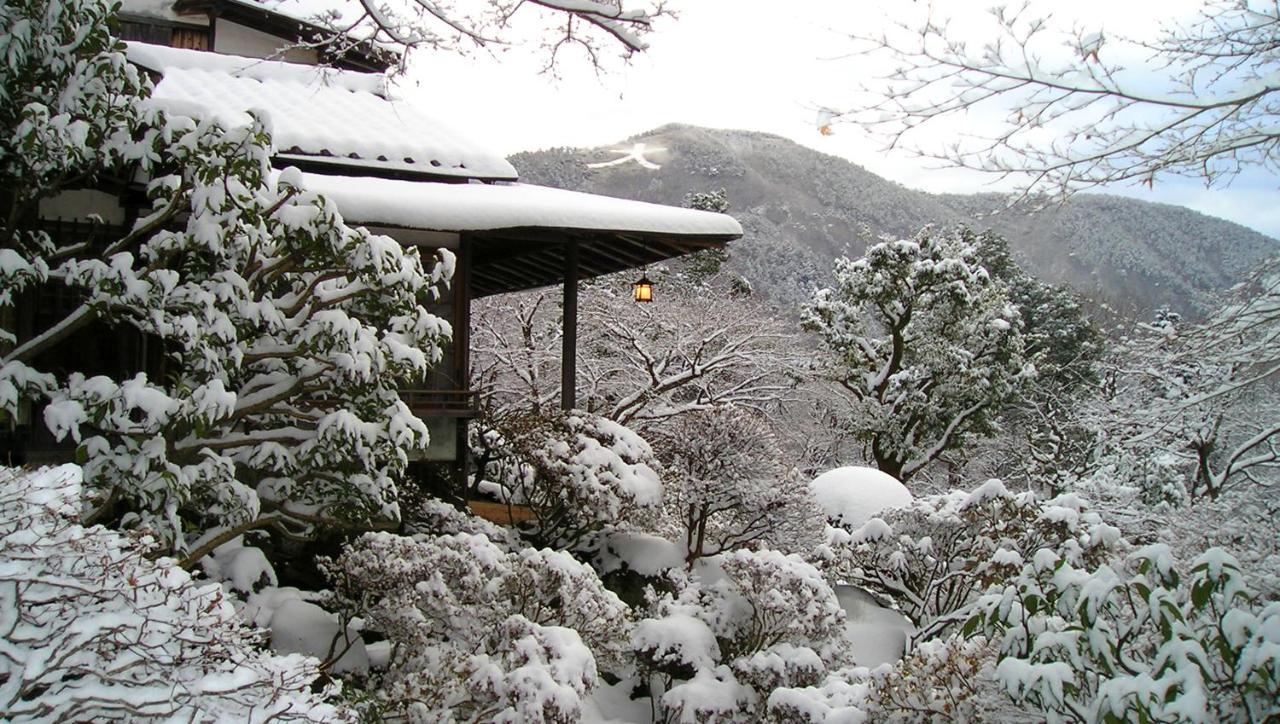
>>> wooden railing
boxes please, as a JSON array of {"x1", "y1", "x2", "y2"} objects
[{"x1": 399, "y1": 388, "x2": 479, "y2": 417}]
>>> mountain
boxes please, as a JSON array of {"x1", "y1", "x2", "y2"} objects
[{"x1": 510, "y1": 124, "x2": 1279, "y2": 318}]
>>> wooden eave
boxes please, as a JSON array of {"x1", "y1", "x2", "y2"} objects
[
  {"x1": 466, "y1": 227, "x2": 738, "y2": 298},
  {"x1": 273, "y1": 156, "x2": 511, "y2": 184}
]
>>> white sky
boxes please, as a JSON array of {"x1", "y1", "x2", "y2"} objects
[{"x1": 397, "y1": 0, "x2": 1280, "y2": 239}]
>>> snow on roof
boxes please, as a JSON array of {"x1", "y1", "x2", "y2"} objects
[
  {"x1": 126, "y1": 41, "x2": 383, "y2": 92},
  {"x1": 125, "y1": 42, "x2": 517, "y2": 181},
  {"x1": 298, "y1": 173, "x2": 745, "y2": 237},
  {"x1": 809, "y1": 466, "x2": 913, "y2": 529}
]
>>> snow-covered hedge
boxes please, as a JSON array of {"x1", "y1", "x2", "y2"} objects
[
  {"x1": 321, "y1": 530, "x2": 633, "y2": 721},
  {"x1": 0, "y1": 466, "x2": 345, "y2": 721}
]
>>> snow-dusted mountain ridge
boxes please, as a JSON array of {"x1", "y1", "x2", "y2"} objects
[{"x1": 512, "y1": 124, "x2": 1279, "y2": 317}]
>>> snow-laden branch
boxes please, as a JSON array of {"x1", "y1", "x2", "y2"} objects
[{"x1": 839, "y1": 0, "x2": 1280, "y2": 202}]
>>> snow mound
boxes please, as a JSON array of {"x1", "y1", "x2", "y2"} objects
[
  {"x1": 834, "y1": 585, "x2": 915, "y2": 667},
  {"x1": 269, "y1": 599, "x2": 369, "y2": 675},
  {"x1": 598, "y1": 530, "x2": 685, "y2": 576},
  {"x1": 809, "y1": 466, "x2": 913, "y2": 529}
]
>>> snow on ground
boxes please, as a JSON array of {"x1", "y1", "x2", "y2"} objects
[
  {"x1": 834, "y1": 584, "x2": 915, "y2": 667},
  {"x1": 269, "y1": 599, "x2": 369, "y2": 675},
  {"x1": 809, "y1": 466, "x2": 913, "y2": 529},
  {"x1": 582, "y1": 678, "x2": 654, "y2": 723},
  {"x1": 597, "y1": 530, "x2": 685, "y2": 576}
]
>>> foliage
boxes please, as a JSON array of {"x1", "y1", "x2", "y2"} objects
[
  {"x1": 842, "y1": 0, "x2": 1280, "y2": 200},
  {"x1": 647, "y1": 406, "x2": 824, "y2": 564},
  {"x1": 956, "y1": 231, "x2": 1106, "y2": 492},
  {"x1": 969, "y1": 544, "x2": 1280, "y2": 722},
  {"x1": 674, "y1": 189, "x2": 731, "y2": 283},
  {"x1": 0, "y1": 465, "x2": 346, "y2": 721},
  {"x1": 0, "y1": 0, "x2": 453, "y2": 560},
  {"x1": 821, "y1": 478, "x2": 1121, "y2": 644},
  {"x1": 803, "y1": 225, "x2": 1031, "y2": 482},
  {"x1": 322, "y1": 530, "x2": 633, "y2": 722},
  {"x1": 474, "y1": 410, "x2": 662, "y2": 549}
]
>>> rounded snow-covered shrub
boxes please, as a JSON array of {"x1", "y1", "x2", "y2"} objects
[
  {"x1": 820, "y1": 478, "x2": 1120, "y2": 644},
  {"x1": 767, "y1": 637, "x2": 1000, "y2": 722},
  {"x1": 809, "y1": 465, "x2": 913, "y2": 529},
  {"x1": 635, "y1": 549, "x2": 847, "y2": 721},
  {"x1": 478, "y1": 410, "x2": 662, "y2": 549},
  {"x1": 321, "y1": 530, "x2": 634, "y2": 721},
  {"x1": 0, "y1": 466, "x2": 346, "y2": 722}
]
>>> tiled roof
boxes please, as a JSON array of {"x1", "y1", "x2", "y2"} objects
[{"x1": 125, "y1": 42, "x2": 518, "y2": 181}]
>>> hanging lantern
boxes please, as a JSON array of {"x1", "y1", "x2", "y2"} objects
[{"x1": 632, "y1": 274, "x2": 654, "y2": 303}]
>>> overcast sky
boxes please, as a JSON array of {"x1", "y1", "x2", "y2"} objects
[{"x1": 397, "y1": 0, "x2": 1280, "y2": 239}]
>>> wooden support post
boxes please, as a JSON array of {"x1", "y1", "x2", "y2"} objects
[{"x1": 561, "y1": 240, "x2": 578, "y2": 411}]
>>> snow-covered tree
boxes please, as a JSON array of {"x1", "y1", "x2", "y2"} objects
[
  {"x1": 473, "y1": 276, "x2": 803, "y2": 427},
  {"x1": 1093, "y1": 264, "x2": 1280, "y2": 503},
  {"x1": 803, "y1": 226, "x2": 1032, "y2": 483},
  {"x1": 840, "y1": 0, "x2": 1280, "y2": 201},
  {"x1": 821, "y1": 479, "x2": 1120, "y2": 645},
  {"x1": 321, "y1": 530, "x2": 632, "y2": 722},
  {"x1": 969, "y1": 544, "x2": 1280, "y2": 722},
  {"x1": 0, "y1": 465, "x2": 346, "y2": 722},
  {"x1": 474, "y1": 410, "x2": 662, "y2": 549},
  {"x1": 965, "y1": 232, "x2": 1105, "y2": 492},
  {"x1": 0, "y1": 0, "x2": 453, "y2": 562},
  {"x1": 647, "y1": 406, "x2": 825, "y2": 565}
]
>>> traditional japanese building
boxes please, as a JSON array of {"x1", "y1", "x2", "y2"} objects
[{"x1": 3, "y1": 0, "x2": 741, "y2": 497}]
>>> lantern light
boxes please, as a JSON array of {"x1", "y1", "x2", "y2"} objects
[{"x1": 632, "y1": 274, "x2": 654, "y2": 303}]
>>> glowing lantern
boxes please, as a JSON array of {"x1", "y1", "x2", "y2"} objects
[
  {"x1": 632, "y1": 274, "x2": 654, "y2": 303},
  {"x1": 816, "y1": 107, "x2": 837, "y2": 136}
]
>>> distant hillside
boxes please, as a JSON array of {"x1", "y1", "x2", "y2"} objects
[{"x1": 511, "y1": 124, "x2": 1279, "y2": 317}]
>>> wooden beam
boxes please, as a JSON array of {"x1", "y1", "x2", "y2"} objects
[{"x1": 561, "y1": 240, "x2": 578, "y2": 411}]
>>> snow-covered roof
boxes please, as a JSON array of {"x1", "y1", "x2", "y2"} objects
[
  {"x1": 299, "y1": 173, "x2": 744, "y2": 237},
  {"x1": 125, "y1": 42, "x2": 517, "y2": 181}
]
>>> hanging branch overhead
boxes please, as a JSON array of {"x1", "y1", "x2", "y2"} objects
[
  {"x1": 306, "y1": 0, "x2": 671, "y2": 72},
  {"x1": 837, "y1": 0, "x2": 1280, "y2": 204}
]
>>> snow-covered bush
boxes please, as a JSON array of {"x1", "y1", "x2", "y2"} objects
[
  {"x1": 0, "y1": 0, "x2": 453, "y2": 560},
  {"x1": 321, "y1": 530, "x2": 633, "y2": 721},
  {"x1": 767, "y1": 637, "x2": 1000, "y2": 722},
  {"x1": 478, "y1": 410, "x2": 662, "y2": 549},
  {"x1": 0, "y1": 465, "x2": 346, "y2": 721},
  {"x1": 648, "y1": 407, "x2": 825, "y2": 564},
  {"x1": 635, "y1": 549, "x2": 847, "y2": 721},
  {"x1": 969, "y1": 544, "x2": 1280, "y2": 722},
  {"x1": 821, "y1": 479, "x2": 1121, "y2": 644}
]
